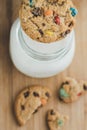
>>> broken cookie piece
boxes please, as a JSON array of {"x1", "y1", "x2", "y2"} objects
[
  {"x1": 47, "y1": 109, "x2": 68, "y2": 130},
  {"x1": 14, "y1": 85, "x2": 51, "y2": 126}
]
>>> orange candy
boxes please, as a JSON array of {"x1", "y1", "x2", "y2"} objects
[
  {"x1": 41, "y1": 98, "x2": 47, "y2": 106},
  {"x1": 45, "y1": 10, "x2": 53, "y2": 16}
]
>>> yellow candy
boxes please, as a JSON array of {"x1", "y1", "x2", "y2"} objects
[{"x1": 45, "y1": 30, "x2": 53, "y2": 36}]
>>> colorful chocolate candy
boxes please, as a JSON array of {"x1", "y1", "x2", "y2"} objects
[
  {"x1": 29, "y1": 0, "x2": 35, "y2": 7},
  {"x1": 57, "y1": 119, "x2": 64, "y2": 126},
  {"x1": 45, "y1": 10, "x2": 53, "y2": 16},
  {"x1": 45, "y1": 30, "x2": 53, "y2": 36},
  {"x1": 77, "y1": 92, "x2": 82, "y2": 96},
  {"x1": 59, "y1": 88, "x2": 69, "y2": 98},
  {"x1": 70, "y1": 7, "x2": 78, "y2": 17},
  {"x1": 54, "y1": 15, "x2": 60, "y2": 25}
]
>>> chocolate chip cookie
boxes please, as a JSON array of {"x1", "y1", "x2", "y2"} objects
[
  {"x1": 14, "y1": 85, "x2": 51, "y2": 126},
  {"x1": 59, "y1": 77, "x2": 87, "y2": 103},
  {"x1": 47, "y1": 109, "x2": 68, "y2": 130},
  {"x1": 19, "y1": 0, "x2": 78, "y2": 43}
]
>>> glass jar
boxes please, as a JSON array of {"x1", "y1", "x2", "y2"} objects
[{"x1": 10, "y1": 18, "x2": 75, "y2": 78}]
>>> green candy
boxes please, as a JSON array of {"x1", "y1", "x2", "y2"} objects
[
  {"x1": 57, "y1": 119, "x2": 64, "y2": 126},
  {"x1": 59, "y1": 88, "x2": 69, "y2": 98}
]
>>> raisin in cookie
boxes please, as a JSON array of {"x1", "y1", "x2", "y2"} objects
[
  {"x1": 19, "y1": 0, "x2": 78, "y2": 43},
  {"x1": 47, "y1": 109, "x2": 68, "y2": 130},
  {"x1": 59, "y1": 77, "x2": 87, "y2": 103},
  {"x1": 14, "y1": 85, "x2": 51, "y2": 126}
]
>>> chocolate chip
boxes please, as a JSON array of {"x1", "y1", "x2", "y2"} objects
[
  {"x1": 21, "y1": 105, "x2": 25, "y2": 110},
  {"x1": 58, "y1": 1, "x2": 65, "y2": 6},
  {"x1": 61, "y1": 81, "x2": 69, "y2": 87},
  {"x1": 33, "y1": 109, "x2": 38, "y2": 114},
  {"x1": 47, "y1": 119, "x2": 52, "y2": 122},
  {"x1": 24, "y1": 6, "x2": 26, "y2": 9},
  {"x1": 38, "y1": 105, "x2": 42, "y2": 108},
  {"x1": 64, "y1": 81, "x2": 69, "y2": 84},
  {"x1": 65, "y1": 30, "x2": 70, "y2": 34},
  {"x1": 24, "y1": 28, "x2": 28, "y2": 31},
  {"x1": 39, "y1": 29, "x2": 44, "y2": 36},
  {"x1": 61, "y1": 30, "x2": 70, "y2": 37},
  {"x1": 47, "y1": 0, "x2": 58, "y2": 4},
  {"x1": 58, "y1": 95, "x2": 63, "y2": 101},
  {"x1": 53, "y1": 11, "x2": 56, "y2": 15},
  {"x1": 83, "y1": 84, "x2": 87, "y2": 90},
  {"x1": 32, "y1": 7, "x2": 43, "y2": 17},
  {"x1": 42, "y1": 23, "x2": 46, "y2": 26},
  {"x1": 26, "y1": 3, "x2": 29, "y2": 6},
  {"x1": 50, "y1": 110, "x2": 55, "y2": 115},
  {"x1": 24, "y1": 91, "x2": 30, "y2": 98},
  {"x1": 45, "y1": 92, "x2": 50, "y2": 97},
  {"x1": 61, "y1": 32, "x2": 66, "y2": 37},
  {"x1": 21, "y1": 1, "x2": 25, "y2": 5},
  {"x1": 37, "y1": 37, "x2": 39, "y2": 39},
  {"x1": 33, "y1": 92, "x2": 39, "y2": 97},
  {"x1": 54, "y1": 0, "x2": 58, "y2": 3},
  {"x1": 68, "y1": 21, "x2": 74, "y2": 27}
]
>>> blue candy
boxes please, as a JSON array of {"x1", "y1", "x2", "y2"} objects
[
  {"x1": 70, "y1": 7, "x2": 78, "y2": 17},
  {"x1": 29, "y1": 0, "x2": 34, "y2": 7},
  {"x1": 30, "y1": 0, "x2": 32, "y2": 2}
]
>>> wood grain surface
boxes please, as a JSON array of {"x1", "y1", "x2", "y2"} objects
[{"x1": 0, "y1": 0, "x2": 87, "y2": 130}]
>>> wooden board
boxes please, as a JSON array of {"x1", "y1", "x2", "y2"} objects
[{"x1": 0, "y1": 0, "x2": 87, "y2": 130}]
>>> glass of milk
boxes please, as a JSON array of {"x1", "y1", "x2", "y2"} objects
[{"x1": 10, "y1": 18, "x2": 75, "y2": 78}]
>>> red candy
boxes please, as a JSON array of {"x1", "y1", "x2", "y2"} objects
[
  {"x1": 77, "y1": 92, "x2": 82, "y2": 96},
  {"x1": 54, "y1": 16, "x2": 60, "y2": 25}
]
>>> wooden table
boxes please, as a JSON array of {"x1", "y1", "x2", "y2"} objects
[{"x1": 0, "y1": 0, "x2": 87, "y2": 130}]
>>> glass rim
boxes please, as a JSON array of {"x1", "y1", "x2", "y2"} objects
[{"x1": 16, "y1": 19, "x2": 75, "y2": 61}]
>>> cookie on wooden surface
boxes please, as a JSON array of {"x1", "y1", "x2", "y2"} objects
[
  {"x1": 59, "y1": 77, "x2": 87, "y2": 103},
  {"x1": 14, "y1": 85, "x2": 51, "y2": 126},
  {"x1": 47, "y1": 109, "x2": 68, "y2": 130}
]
